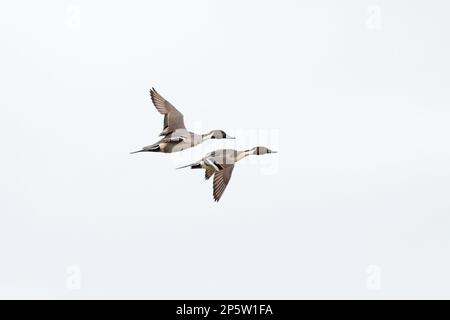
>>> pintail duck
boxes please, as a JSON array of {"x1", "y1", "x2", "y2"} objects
[
  {"x1": 131, "y1": 88, "x2": 234, "y2": 154},
  {"x1": 177, "y1": 146, "x2": 277, "y2": 201}
]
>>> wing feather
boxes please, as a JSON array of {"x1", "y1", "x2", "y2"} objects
[
  {"x1": 205, "y1": 168, "x2": 215, "y2": 180},
  {"x1": 212, "y1": 165, "x2": 235, "y2": 202},
  {"x1": 149, "y1": 88, "x2": 186, "y2": 135}
]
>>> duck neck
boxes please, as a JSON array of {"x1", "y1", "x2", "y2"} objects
[
  {"x1": 237, "y1": 149, "x2": 255, "y2": 161},
  {"x1": 201, "y1": 133, "x2": 213, "y2": 142}
]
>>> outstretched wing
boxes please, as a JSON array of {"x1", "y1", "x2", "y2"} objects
[
  {"x1": 212, "y1": 165, "x2": 235, "y2": 202},
  {"x1": 150, "y1": 88, "x2": 186, "y2": 135}
]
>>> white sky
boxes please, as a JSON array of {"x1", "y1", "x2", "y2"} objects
[{"x1": 1, "y1": 0, "x2": 450, "y2": 298}]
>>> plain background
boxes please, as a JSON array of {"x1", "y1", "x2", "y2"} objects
[{"x1": 1, "y1": 0, "x2": 450, "y2": 299}]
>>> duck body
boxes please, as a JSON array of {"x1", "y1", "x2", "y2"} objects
[
  {"x1": 137, "y1": 129, "x2": 203, "y2": 153},
  {"x1": 178, "y1": 147, "x2": 277, "y2": 201}
]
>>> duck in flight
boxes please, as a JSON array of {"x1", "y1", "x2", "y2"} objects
[
  {"x1": 131, "y1": 88, "x2": 234, "y2": 154},
  {"x1": 177, "y1": 146, "x2": 277, "y2": 201}
]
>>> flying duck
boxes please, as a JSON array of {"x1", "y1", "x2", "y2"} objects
[
  {"x1": 177, "y1": 146, "x2": 277, "y2": 201},
  {"x1": 131, "y1": 88, "x2": 234, "y2": 154}
]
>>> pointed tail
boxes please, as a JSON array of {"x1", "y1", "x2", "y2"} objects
[
  {"x1": 130, "y1": 145, "x2": 160, "y2": 154},
  {"x1": 176, "y1": 163, "x2": 194, "y2": 169},
  {"x1": 176, "y1": 162, "x2": 202, "y2": 170}
]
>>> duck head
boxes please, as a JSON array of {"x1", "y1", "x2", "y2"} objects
[{"x1": 249, "y1": 146, "x2": 277, "y2": 155}]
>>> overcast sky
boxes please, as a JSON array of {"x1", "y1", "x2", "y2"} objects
[{"x1": 1, "y1": 0, "x2": 450, "y2": 298}]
